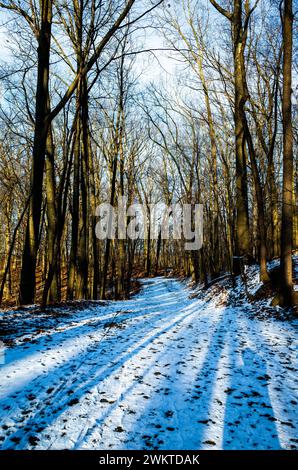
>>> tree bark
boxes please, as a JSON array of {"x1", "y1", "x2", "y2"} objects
[
  {"x1": 76, "y1": 76, "x2": 89, "y2": 299},
  {"x1": 44, "y1": 125, "x2": 59, "y2": 302},
  {"x1": 67, "y1": 101, "x2": 81, "y2": 300},
  {"x1": 19, "y1": 0, "x2": 52, "y2": 304},
  {"x1": 243, "y1": 116, "x2": 269, "y2": 281},
  {"x1": 280, "y1": 0, "x2": 294, "y2": 306},
  {"x1": 232, "y1": 0, "x2": 250, "y2": 274}
]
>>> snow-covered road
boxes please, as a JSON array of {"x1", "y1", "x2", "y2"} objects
[{"x1": 0, "y1": 277, "x2": 297, "y2": 450}]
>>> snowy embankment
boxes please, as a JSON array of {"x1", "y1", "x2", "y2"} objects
[{"x1": 0, "y1": 276, "x2": 297, "y2": 450}]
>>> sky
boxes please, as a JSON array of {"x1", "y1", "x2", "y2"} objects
[
  {"x1": 0, "y1": 3, "x2": 179, "y2": 89},
  {"x1": 0, "y1": 1, "x2": 296, "y2": 103},
  {"x1": 0, "y1": 29, "x2": 11, "y2": 61}
]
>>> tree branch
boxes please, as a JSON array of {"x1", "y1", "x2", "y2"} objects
[
  {"x1": 208, "y1": 0, "x2": 233, "y2": 20},
  {"x1": 49, "y1": 0, "x2": 165, "y2": 122}
]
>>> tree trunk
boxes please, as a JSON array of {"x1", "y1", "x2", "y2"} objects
[
  {"x1": 76, "y1": 77, "x2": 89, "y2": 299},
  {"x1": 243, "y1": 117, "x2": 269, "y2": 281},
  {"x1": 88, "y1": 131, "x2": 99, "y2": 300},
  {"x1": 19, "y1": 0, "x2": 52, "y2": 304},
  {"x1": 100, "y1": 154, "x2": 117, "y2": 300},
  {"x1": 280, "y1": 0, "x2": 294, "y2": 306},
  {"x1": 67, "y1": 104, "x2": 81, "y2": 300},
  {"x1": 232, "y1": 0, "x2": 250, "y2": 275},
  {"x1": 44, "y1": 125, "x2": 59, "y2": 302}
]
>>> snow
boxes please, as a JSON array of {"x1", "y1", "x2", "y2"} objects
[{"x1": 0, "y1": 277, "x2": 297, "y2": 450}]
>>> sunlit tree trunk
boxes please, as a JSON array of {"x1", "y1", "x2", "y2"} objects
[
  {"x1": 44, "y1": 125, "x2": 59, "y2": 302},
  {"x1": 19, "y1": 0, "x2": 52, "y2": 304},
  {"x1": 232, "y1": 0, "x2": 250, "y2": 273},
  {"x1": 280, "y1": 0, "x2": 294, "y2": 306}
]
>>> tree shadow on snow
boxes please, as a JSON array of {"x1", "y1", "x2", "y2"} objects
[{"x1": 120, "y1": 304, "x2": 281, "y2": 449}]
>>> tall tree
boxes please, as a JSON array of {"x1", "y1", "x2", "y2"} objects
[
  {"x1": 280, "y1": 0, "x2": 294, "y2": 306},
  {"x1": 18, "y1": 0, "x2": 53, "y2": 305},
  {"x1": 15, "y1": 0, "x2": 159, "y2": 304},
  {"x1": 209, "y1": 0, "x2": 256, "y2": 274}
]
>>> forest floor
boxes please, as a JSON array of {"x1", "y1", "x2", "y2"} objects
[{"x1": 0, "y1": 265, "x2": 297, "y2": 450}]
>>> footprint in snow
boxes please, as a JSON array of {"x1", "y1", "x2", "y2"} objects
[{"x1": 114, "y1": 426, "x2": 125, "y2": 433}]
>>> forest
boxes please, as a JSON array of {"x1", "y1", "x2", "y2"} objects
[
  {"x1": 0, "y1": 0, "x2": 296, "y2": 308},
  {"x1": 0, "y1": 0, "x2": 297, "y2": 456}
]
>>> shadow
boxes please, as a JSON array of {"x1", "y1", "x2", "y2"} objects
[
  {"x1": 222, "y1": 346, "x2": 281, "y2": 449},
  {"x1": 0, "y1": 279, "x2": 199, "y2": 449},
  {"x1": 1, "y1": 278, "x2": 184, "y2": 369},
  {"x1": 74, "y1": 298, "x2": 210, "y2": 449},
  {"x1": 119, "y1": 304, "x2": 282, "y2": 449},
  {"x1": 1, "y1": 277, "x2": 284, "y2": 450},
  {"x1": 118, "y1": 307, "x2": 229, "y2": 450}
]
